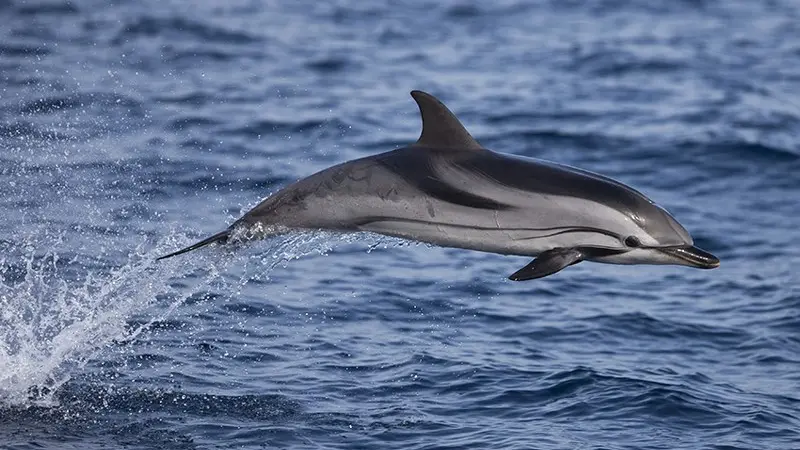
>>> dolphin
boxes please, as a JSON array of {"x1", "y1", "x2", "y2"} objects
[{"x1": 158, "y1": 90, "x2": 719, "y2": 280}]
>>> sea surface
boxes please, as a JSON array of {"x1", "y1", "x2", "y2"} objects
[{"x1": 1, "y1": 0, "x2": 799, "y2": 448}]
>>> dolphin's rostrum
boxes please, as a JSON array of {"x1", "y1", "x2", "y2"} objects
[{"x1": 159, "y1": 91, "x2": 720, "y2": 280}]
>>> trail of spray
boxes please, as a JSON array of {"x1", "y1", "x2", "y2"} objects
[
  {"x1": 0, "y1": 226, "x2": 409, "y2": 407},
  {"x1": 0, "y1": 230, "x2": 225, "y2": 406}
]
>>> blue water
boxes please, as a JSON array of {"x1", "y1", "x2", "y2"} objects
[{"x1": 1, "y1": 0, "x2": 799, "y2": 448}]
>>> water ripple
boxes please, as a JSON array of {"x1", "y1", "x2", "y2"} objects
[
  {"x1": 1, "y1": 0, "x2": 799, "y2": 448},
  {"x1": 113, "y1": 16, "x2": 261, "y2": 45}
]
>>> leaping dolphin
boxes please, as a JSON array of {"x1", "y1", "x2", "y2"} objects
[{"x1": 158, "y1": 90, "x2": 719, "y2": 280}]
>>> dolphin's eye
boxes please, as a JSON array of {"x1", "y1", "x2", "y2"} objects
[{"x1": 625, "y1": 236, "x2": 641, "y2": 247}]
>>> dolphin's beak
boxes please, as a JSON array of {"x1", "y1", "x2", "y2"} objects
[{"x1": 658, "y1": 245, "x2": 720, "y2": 269}]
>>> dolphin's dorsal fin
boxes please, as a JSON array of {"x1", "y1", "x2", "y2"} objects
[{"x1": 410, "y1": 90, "x2": 482, "y2": 150}]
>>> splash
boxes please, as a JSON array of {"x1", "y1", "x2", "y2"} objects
[
  {"x1": 0, "y1": 226, "x2": 410, "y2": 407},
  {"x1": 225, "y1": 229, "x2": 415, "y2": 295},
  {"x1": 0, "y1": 229, "x2": 219, "y2": 406}
]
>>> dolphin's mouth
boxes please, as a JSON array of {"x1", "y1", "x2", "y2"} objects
[{"x1": 658, "y1": 245, "x2": 720, "y2": 269}]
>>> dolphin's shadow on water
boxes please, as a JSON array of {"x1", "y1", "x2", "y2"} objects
[{"x1": 159, "y1": 90, "x2": 720, "y2": 281}]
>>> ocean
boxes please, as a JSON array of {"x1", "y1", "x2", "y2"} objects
[{"x1": 1, "y1": 0, "x2": 799, "y2": 448}]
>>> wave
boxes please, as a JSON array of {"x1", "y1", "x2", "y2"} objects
[
  {"x1": 166, "y1": 115, "x2": 222, "y2": 132},
  {"x1": 15, "y1": 0, "x2": 78, "y2": 16},
  {"x1": 113, "y1": 16, "x2": 261, "y2": 46},
  {"x1": 305, "y1": 57, "x2": 354, "y2": 74},
  {"x1": 705, "y1": 141, "x2": 800, "y2": 162},
  {"x1": 0, "y1": 43, "x2": 50, "y2": 57},
  {"x1": 221, "y1": 117, "x2": 352, "y2": 139},
  {"x1": 0, "y1": 122, "x2": 71, "y2": 141},
  {"x1": 567, "y1": 48, "x2": 688, "y2": 77},
  {"x1": 582, "y1": 312, "x2": 751, "y2": 345},
  {"x1": 18, "y1": 92, "x2": 144, "y2": 117},
  {"x1": 0, "y1": 385, "x2": 299, "y2": 448}
]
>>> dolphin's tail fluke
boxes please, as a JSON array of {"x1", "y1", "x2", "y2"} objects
[{"x1": 157, "y1": 229, "x2": 230, "y2": 261}]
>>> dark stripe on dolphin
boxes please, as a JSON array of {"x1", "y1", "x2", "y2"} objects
[
  {"x1": 462, "y1": 152, "x2": 654, "y2": 222},
  {"x1": 405, "y1": 175, "x2": 512, "y2": 210},
  {"x1": 376, "y1": 149, "x2": 514, "y2": 211},
  {"x1": 374, "y1": 145, "x2": 654, "y2": 226},
  {"x1": 355, "y1": 216, "x2": 621, "y2": 240}
]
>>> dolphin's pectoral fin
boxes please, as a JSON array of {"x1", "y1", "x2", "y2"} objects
[{"x1": 508, "y1": 248, "x2": 583, "y2": 281}]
